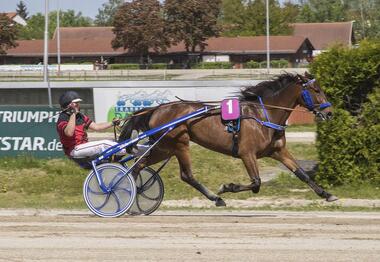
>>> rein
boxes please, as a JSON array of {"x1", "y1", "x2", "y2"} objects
[
  {"x1": 121, "y1": 89, "x2": 326, "y2": 133},
  {"x1": 120, "y1": 97, "x2": 308, "y2": 132},
  {"x1": 175, "y1": 96, "x2": 309, "y2": 113},
  {"x1": 175, "y1": 97, "x2": 288, "y2": 131}
]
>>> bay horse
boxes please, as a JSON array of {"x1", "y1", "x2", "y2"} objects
[{"x1": 119, "y1": 72, "x2": 338, "y2": 206}]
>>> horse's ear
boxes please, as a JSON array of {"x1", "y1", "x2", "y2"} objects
[
  {"x1": 304, "y1": 71, "x2": 313, "y2": 79},
  {"x1": 297, "y1": 73, "x2": 306, "y2": 83}
]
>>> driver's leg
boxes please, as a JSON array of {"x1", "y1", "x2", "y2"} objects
[{"x1": 70, "y1": 140, "x2": 125, "y2": 158}]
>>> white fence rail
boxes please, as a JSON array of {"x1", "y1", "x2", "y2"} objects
[
  {"x1": 0, "y1": 68, "x2": 308, "y2": 81},
  {"x1": 0, "y1": 64, "x2": 93, "y2": 71}
]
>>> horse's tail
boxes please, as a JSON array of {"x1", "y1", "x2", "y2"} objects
[{"x1": 118, "y1": 108, "x2": 154, "y2": 143}]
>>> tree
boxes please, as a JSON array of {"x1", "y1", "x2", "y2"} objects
[
  {"x1": 297, "y1": 0, "x2": 347, "y2": 22},
  {"x1": 17, "y1": 10, "x2": 92, "y2": 40},
  {"x1": 345, "y1": 0, "x2": 380, "y2": 39},
  {"x1": 58, "y1": 10, "x2": 92, "y2": 27},
  {"x1": 95, "y1": 0, "x2": 124, "y2": 26},
  {"x1": 220, "y1": 0, "x2": 246, "y2": 36},
  {"x1": 0, "y1": 13, "x2": 18, "y2": 54},
  {"x1": 220, "y1": 0, "x2": 297, "y2": 36},
  {"x1": 112, "y1": 0, "x2": 168, "y2": 64},
  {"x1": 16, "y1": 1, "x2": 29, "y2": 20},
  {"x1": 281, "y1": 1, "x2": 300, "y2": 25},
  {"x1": 164, "y1": 0, "x2": 222, "y2": 52},
  {"x1": 243, "y1": 0, "x2": 266, "y2": 35},
  {"x1": 16, "y1": 13, "x2": 44, "y2": 40}
]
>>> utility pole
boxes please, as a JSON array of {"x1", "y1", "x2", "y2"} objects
[
  {"x1": 57, "y1": 0, "x2": 61, "y2": 75},
  {"x1": 266, "y1": 0, "x2": 270, "y2": 74},
  {"x1": 43, "y1": 0, "x2": 52, "y2": 107}
]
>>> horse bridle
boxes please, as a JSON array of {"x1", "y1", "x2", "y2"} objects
[{"x1": 300, "y1": 78, "x2": 332, "y2": 119}]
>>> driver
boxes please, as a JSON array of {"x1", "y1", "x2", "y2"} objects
[{"x1": 56, "y1": 91, "x2": 122, "y2": 159}]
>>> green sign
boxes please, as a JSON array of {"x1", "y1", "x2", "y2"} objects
[{"x1": 0, "y1": 106, "x2": 64, "y2": 158}]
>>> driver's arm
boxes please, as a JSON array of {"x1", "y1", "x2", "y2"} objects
[
  {"x1": 88, "y1": 121, "x2": 113, "y2": 131},
  {"x1": 64, "y1": 112, "x2": 77, "y2": 137}
]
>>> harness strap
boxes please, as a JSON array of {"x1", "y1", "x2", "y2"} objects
[
  {"x1": 258, "y1": 96, "x2": 270, "y2": 121},
  {"x1": 250, "y1": 96, "x2": 287, "y2": 131},
  {"x1": 232, "y1": 132, "x2": 239, "y2": 158},
  {"x1": 302, "y1": 89, "x2": 315, "y2": 111},
  {"x1": 242, "y1": 116, "x2": 286, "y2": 131},
  {"x1": 319, "y1": 102, "x2": 332, "y2": 110}
]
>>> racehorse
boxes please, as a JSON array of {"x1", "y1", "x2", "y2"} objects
[{"x1": 119, "y1": 72, "x2": 338, "y2": 206}]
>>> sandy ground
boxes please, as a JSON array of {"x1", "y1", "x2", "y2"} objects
[
  {"x1": 0, "y1": 209, "x2": 379, "y2": 262},
  {"x1": 162, "y1": 197, "x2": 380, "y2": 209}
]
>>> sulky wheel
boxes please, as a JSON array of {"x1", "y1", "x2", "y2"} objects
[
  {"x1": 83, "y1": 163, "x2": 136, "y2": 218},
  {"x1": 127, "y1": 167, "x2": 164, "y2": 216}
]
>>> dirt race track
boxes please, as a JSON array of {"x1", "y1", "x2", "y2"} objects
[{"x1": 0, "y1": 210, "x2": 379, "y2": 262}]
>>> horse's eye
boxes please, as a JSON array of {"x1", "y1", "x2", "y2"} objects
[{"x1": 310, "y1": 85, "x2": 321, "y2": 93}]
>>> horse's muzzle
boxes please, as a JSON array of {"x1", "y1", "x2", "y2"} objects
[
  {"x1": 315, "y1": 111, "x2": 333, "y2": 121},
  {"x1": 325, "y1": 111, "x2": 333, "y2": 120}
]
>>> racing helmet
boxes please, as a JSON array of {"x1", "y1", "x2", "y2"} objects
[{"x1": 59, "y1": 91, "x2": 83, "y2": 108}]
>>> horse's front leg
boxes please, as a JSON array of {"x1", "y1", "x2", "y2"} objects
[
  {"x1": 218, "y1": 153, "x2": 261, "y2": 195},
  {"x1": 270, "y1": 147, "x2": 338, "y2": 202},
  {"x1": 130, "y1": 147, "x2": 171, "y2": 179},
  {"x1": 175, "y1": 145, "x2": 226, "y2": 207}
]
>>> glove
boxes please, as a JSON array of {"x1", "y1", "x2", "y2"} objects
[
  {"x1": 112, "y1": 118, "x2": 121, "y2": 126},
  {"x1": 64, "y1": 106, "x2": 76, "y2": 115}
]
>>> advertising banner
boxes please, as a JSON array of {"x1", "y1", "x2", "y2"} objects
[
  {"x1": 0, "y1": 106, "x2": 64, "y2": 158},
  {"x1": 93, "y1": 87, "x2": 240, "y2": 122}
]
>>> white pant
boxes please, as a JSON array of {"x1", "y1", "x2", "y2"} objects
[{"x1": 70, "y1": 140, "x2": 125, "y2": 158}]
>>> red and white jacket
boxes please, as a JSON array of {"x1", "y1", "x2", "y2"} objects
[{"x1": 56, "y1": 112, "x2": 92, "y2": 157}]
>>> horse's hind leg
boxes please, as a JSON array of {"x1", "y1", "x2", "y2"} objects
[
  {"x1": 270, "y1": 147, "x2": 338, "y2": 202},
  {"x1": 218, "y1": 153, "x2": 261, "y2": 195},
  {"x1": 175, "y1": 145, "x2": 226, "y2": 207}
]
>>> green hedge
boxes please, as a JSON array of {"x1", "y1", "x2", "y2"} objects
[
  {"x1": 245, "y1": 59, "x2": 288, "y2": 68},
  {"x1": 310, "y1": 40, "x2": 380, "y2": 186},
  {"x1": 245, "y1": 60, "x2": 260, "y2": 68},
  {"x1": 147, "y1": 63, "x2": 167, "y2": 69},
  {"x1": 109, "y1": 63, "x2": 140, "y2": 70},
  {"x1": 109, "y1": 63, "x2": 169, "y2": 69},
  {"x1": 193, "y1": 62, "x2": 233, "y2": 69},
  {"x1": 270, "y1": 59, "x2": 289, "y2": 68}
]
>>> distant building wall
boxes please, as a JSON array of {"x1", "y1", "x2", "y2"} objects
[{"x1": 287, "y1": 106, "x2": 315, "y2": 125}]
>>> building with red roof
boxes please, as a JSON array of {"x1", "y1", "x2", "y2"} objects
[
  {"x1": 1, "y1": 22, "x2": 354, "y2": 67},
  {"x1": 291, "y1": 21, "x2": 355, "y2": 55},
  {"x1": 2, "y1": 27, "x2": 314, "y2": 67}
]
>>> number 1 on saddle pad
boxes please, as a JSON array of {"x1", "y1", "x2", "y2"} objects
[{"x1": 221, "y1": 98, "x2": 240, "y2": 121}]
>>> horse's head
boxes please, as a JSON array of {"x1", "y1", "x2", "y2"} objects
[{"x1": 296, "y1": 73, "x2": 333, "y2": 121}]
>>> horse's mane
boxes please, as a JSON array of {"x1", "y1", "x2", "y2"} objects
[{"x1": 240, "y1": 73, "x2": 299, "y2": 101}]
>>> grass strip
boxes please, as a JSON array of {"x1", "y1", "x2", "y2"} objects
[{"x1": 0, "y1": 143, "x2": 378, "y2": 210}]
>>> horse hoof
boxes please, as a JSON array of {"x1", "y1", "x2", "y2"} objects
[
  {"x1": 251, "y1": 186, "x2": 260, "y2": 194},
  {"x1": 215, "y1": 198, "x2": 226, "y2": 207},
  {"x1": 326, "y1": 195, "x2": 338, "y2": 202},
  {"x1": 217, "y1": 185, "x2": 226, "y2": 195}
]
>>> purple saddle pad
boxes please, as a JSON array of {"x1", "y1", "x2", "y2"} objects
[{"x1": 221, "y1": 99, "x2": 240, "y2": 121}]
